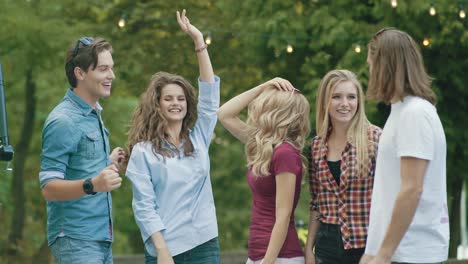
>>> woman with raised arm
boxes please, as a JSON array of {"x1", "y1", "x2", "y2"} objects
[
  {"x1": 305, "y1": 70, "x2": 381, "y2": 264},
  {"x1": 217, "y1": 78, "x2": 310, "y2": 264},
  {"x1": 125, "y1": 10, "x2": 220, "y2": 264}
]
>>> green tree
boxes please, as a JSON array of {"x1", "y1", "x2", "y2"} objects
[{"x1": 0, "y1": 0, "x2": 466, "y2": 262}]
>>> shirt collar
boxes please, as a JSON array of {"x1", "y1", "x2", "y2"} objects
[
  {"x1": 65, "y1": 88, "x2": 103, "y2": 116},
  {"x1": 161, "y1": 138, "x2": 186, "y2": 150},
  {"x1": 321, "y1": 127, "x2": 353, "y2": 159}
]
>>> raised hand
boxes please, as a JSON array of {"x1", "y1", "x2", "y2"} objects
[
  {"x1": 176, "y1": 9, "x2": 203, "y2": 43},
  {"x1": 260, "y1": 77, "x2": 297, "y2": 92}
]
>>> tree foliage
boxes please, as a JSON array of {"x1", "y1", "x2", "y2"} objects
[{"x1": 0, "y1": 0, "x2": 466, "y2": 262}]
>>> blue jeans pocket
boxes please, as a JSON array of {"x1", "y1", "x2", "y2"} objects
[
  {"x1": 50, "y1": 236, "x2": 113, "y2": 264},
  {"x1": 189, "y1": 237, "x2": 220, "y2": 263}
]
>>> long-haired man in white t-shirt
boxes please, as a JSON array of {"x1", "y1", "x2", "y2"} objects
[{"x1": 359, "y1": 28, "x2": 449, "y2": 264}]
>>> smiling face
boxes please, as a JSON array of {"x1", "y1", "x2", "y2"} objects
[
  {"x1": 76, "y1": 50, "x2": 115, "y2": 105},
  {"x1": 159, "y1": 83, "x2": 187, "y2": 125},
  {"x1": 328, "y1": 80, "x2": 358, "y2": 127}
]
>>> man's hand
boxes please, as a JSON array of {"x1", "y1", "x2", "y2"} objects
[
  {"x1": 92, "y1": 164, "x2": 121, "y2": 192},
  {"x1": 359, "y1": 254, "x2": 375, "y2": 264},
  {"x1": 367, "y1": 254, "x2": 391, "y2": 264},
  {"x1": 304, "y1": 248, "x2": 316, "y2": 264}
]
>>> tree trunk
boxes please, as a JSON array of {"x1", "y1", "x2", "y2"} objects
[
  {"x1": 7, "y1": 67, "x2": 35, "y2": 257},
  {"x1": 30, "y1": 239, "x2": 51, "y2": 264},
  {"x1": 448, "y1": 143, "x2": 464, "y2": 258}
]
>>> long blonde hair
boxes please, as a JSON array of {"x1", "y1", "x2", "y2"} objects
[
  {"x1": 245, "y1": 88, "x2": 310, "y2": 177},
  {"x1": 367, "y1": 28, "x2": 436, "y2": 105},
  {"x1": 125, "y1": 72, "x2": 198, "y2": 164},
  {"x1": 316, "y1": 69, "x2": 371, "y2": 177}
]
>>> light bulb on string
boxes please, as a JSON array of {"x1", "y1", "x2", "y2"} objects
[
  {"x1": 118, "y1": 18, "x2": 125, "y2": 28},
  {"x1": 429, "y1": 6, "x2": 436, "y2": 16},
  {"x1": 118, "y1": 12, "x2": 127, "y2": 28},
  {"x1": 391, "y1": 0, "x2": 397, "y2": 8},
  {"x1": 286, "y1": 44, "x2": 294, "y2": 53},
  {"x1": 354, "y1": 44, "x2": 361, "y2": 53},
  {"x1": 422, "y1": 37, "x2": 430, "y2": 46},
  {"x1": 205, "y1": 33, "x2": 212, "y2": 45},
  {"x1": 460, "y1": 9, "x2": 466, "y2": 19}
]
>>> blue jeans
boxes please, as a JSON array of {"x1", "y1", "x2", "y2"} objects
[
  {"x1": 50, "y1": 236, "x2": 113, "y2": 264},
  {"x1": 145, "y1": 237, "x2": 220, "y2": 264}
]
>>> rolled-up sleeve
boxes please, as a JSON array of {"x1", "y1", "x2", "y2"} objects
[
  {"x1": 126, "y1": 144, "x2": 166, "y2": 242},
  {"x1": 39, "y1": 115, "x2": 78, "y2": 188},
  {"x1": 195, "y1": 76, "x2": 220, "y2": 147},
  {"x1": 308, "y1": 143, "x2": 319, "y2": 211}
]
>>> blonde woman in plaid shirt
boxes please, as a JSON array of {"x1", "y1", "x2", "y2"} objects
[{"x1": 305, "y1": 70, "x2": 382, "y2": 264}]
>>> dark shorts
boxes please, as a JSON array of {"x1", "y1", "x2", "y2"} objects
[
  {"x1": 314, "y1": 223, "x2": 364, "y2": 264},
  {"x1": 144, "y1": 237, "x2": 220, "y2": 264}
]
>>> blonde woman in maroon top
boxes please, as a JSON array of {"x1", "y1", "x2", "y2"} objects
[
  {"x1": 217, "y1": 78, "x2": 310, "y2": 264},
  {"x1": 305, "y1": 70, "x2": 381, "y2": 264}
]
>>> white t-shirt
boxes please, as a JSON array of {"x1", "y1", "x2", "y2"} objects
[{"x1": 365, "y1": 96, "x2": 449, "y2": 263}]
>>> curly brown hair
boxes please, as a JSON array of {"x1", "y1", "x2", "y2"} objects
[{"x1": 125, "y1": 72, "x2": 198, "y2": 165}]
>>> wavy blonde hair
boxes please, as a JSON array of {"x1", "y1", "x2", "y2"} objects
[
  {"x1": 246, "y1": 88, "x2": 311, "y2": 177},
  {"x1": 316, "y1": 69, "x2": 371, "y2": 177},
  {"x1": 125, "y1": 72, "x2": 198, "y2": 165},
  {"x1": 367, "y1": 28, "x2": 436, "y2": 105}
]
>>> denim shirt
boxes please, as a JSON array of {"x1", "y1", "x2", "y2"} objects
[
  {"x1": 126, "y1": 76, "x2": 220, "y2": 257},
  {"x1": 39, "y1": 88, "x2": 112, "y2": 245}
]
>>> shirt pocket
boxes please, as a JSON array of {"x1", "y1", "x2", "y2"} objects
[
  {"x1": 77, "y1": 131, "x2": 101, "y2": 160},
  {"x1": 346, "y1": 176, "x2": 373, "y2": 219},
  {"x1": 183, "y1": 150, "x2": 206, "y2": 183}
]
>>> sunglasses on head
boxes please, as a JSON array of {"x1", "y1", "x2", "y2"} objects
[{"x1": 72, "y1": 37, "x2": 94, "y2": 57}]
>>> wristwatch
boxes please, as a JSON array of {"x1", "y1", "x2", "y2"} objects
[{"x1": 83, "y1": 178, "x2": 97, "y2": 195}]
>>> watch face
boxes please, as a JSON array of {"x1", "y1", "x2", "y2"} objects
[{"x1": 84, "y1": 179, "x2": 94, "y2": 194}]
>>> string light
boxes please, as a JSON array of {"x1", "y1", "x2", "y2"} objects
[
  {"x1": 429, "y1": 5, "x2": 436, "y2": 16},
  {"x1": 459, "y1": 2, "x2": 466, "y2": 19},
  {"x1": 286, "y1": 44, "x2": 294, "y2": 53},
  {"x1": 115, "y1": 1, "x2": 466, "y2": 39},
  {"x1": 118, "y1": 18, "x2": 125, "y2": 28},
  {"x1": 354, "y1": 44, "x2": 361, "y2": 53},
  {"x1": 423, "y1": 37, "x2": 430, "y2": 46},
  {"x1": 205, "y1": 33, "x2": 212, "y2": 45},
  {"x1": 118, "y1": 12, "x2": 127, "y2": 28}
]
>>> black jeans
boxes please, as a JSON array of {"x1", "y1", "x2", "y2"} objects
[{"x1": 315, "y1": 223, "x2": 364, "y2": 264}]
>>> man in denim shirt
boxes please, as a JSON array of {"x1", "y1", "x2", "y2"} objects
[{"x1": 39, "y1": 37, "x2": 124, "y2": 264}]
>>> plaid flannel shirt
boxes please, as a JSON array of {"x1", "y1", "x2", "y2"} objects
[{"x1": 308, "y1": 125, "x2": 381, "y2": 249}]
